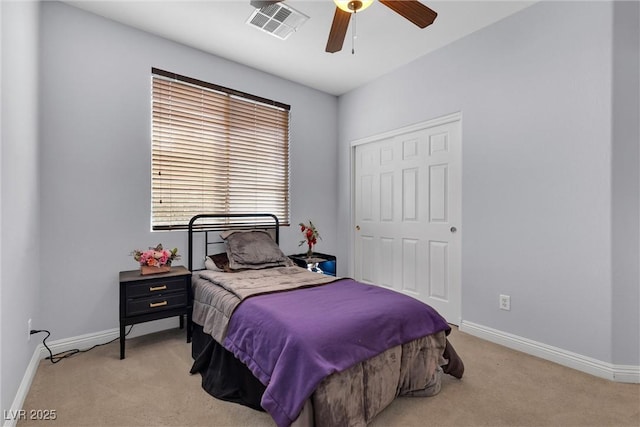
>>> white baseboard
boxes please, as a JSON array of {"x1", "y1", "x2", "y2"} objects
[
  {"x1": 3, "y1": 346, "x2": 43, "y2": 427},
  {"x1": 39, "y1": 328, "x2": 120, "y2": 358},
  {"x1": 459, "y1": 320, "x2": 640, "y2": 384}
]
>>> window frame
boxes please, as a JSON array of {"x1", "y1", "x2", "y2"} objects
[{"x1": 150, "y1": 68, "x2": 291, "y2": 231}]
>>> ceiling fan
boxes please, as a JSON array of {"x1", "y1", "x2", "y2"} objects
[{"x1": 250, "y1": 0, "x2": 437, "y2": 53}]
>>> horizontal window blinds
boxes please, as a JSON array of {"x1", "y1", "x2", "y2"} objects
[{"x1": 151, "y1": 69, "x2": 290, "y2": 230}]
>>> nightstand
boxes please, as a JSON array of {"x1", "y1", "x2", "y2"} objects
[
  {"x1": 119, "y1": 265, "x2": 191, "y2": 359},
  {"x1": 289, "y1": 253, "x2": 336, "y2": 276}
]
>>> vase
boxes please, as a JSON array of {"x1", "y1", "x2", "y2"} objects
[
  {"x1": 306, "y1": 244, "x2": 314, "y2": 259},
  {"x1": 140, "y1": 264, "x2": 171, "y2": 275}
]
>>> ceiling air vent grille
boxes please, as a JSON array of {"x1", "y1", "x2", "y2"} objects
[{"x1": 247, "y1": 3, "x2": 309, "y2": 40}]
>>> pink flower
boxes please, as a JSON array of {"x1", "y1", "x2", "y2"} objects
[{"x1": 131, "y1": 244, "x2": 181, "y2": 267}]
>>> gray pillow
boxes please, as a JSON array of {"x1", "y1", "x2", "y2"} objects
[{"x1": 221, "y1": 230, "x2": 293, "y2": 270}]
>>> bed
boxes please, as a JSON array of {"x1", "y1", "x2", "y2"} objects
[{"x1": 187, "y1": 213, "x2": 463, "y2": 427}]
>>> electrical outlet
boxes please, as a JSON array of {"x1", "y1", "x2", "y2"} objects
[
  {"x1": 28, "y1": 318, "x2": 32, "y2": 341},
  {"x1": 499, "y1": 294, "x2": 511, "y2": 311}
]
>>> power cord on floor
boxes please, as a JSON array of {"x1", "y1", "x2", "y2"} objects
[{"x1": 30, "y1": 326, "x2": 133, "y2": 364}]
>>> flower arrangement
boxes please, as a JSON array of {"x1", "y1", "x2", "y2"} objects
[
  {"x1": 299, "y1": 221, "x2": 321, "y2": 257},
  {"x1": 132, "y1": 244, "x2": 181, "y2": 268}
]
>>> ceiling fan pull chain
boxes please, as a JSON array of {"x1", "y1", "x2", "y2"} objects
[{"x1": 351, "y1": 10, "x2": 356, "y2": 54}]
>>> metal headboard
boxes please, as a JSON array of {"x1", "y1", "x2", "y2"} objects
[{"x1": 187, "y1": 213, "x2": 280, "y2": 271}]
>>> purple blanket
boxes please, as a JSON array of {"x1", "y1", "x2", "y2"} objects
[{"x1": 222, "y1": 279, "x2": 450, "y2": 427}]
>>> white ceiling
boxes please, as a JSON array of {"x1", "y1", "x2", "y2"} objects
[{"x1": 64, "y1": 0, "x2": 535, "y2": 96}]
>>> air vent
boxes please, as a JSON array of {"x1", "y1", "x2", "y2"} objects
[{"x1": 247, "y1": 3, "x2": 309, "y2": 40}]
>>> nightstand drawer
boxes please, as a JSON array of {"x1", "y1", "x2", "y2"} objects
[
  {"x1": 126, "y1": 292, "x2": 188, "y2": 317},
  {"x1": 125, "y1": 277, "x2": 186, "y2": 298}
]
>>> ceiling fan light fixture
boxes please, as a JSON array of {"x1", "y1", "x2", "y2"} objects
[{"x1": 334, "y1": 0, "x2": 374, "y2": 13}]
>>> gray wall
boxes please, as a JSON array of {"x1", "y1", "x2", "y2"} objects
[
  {"x1": 337, "y1": 1, "x2": 639, "y2": 364},
  {"x1": 611, "y1": 1, "x2": 640, "y2": 366},
  {"x1": 1, "y1": 0, "x2": 42, "y2": 415},
  {"x1": 36, "y1": 1, "x2": 338, "y2": 339}
]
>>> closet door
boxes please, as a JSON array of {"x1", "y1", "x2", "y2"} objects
[{"x1": 354, "y1": 117, "x2": 461, "y2": 324}]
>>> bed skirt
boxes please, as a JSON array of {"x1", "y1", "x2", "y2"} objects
[
  {"x1": 190, "y1": 324, "x2": 453, "y2": 426},
  {"x1": 190, "y1": 323, "x2": 266, "y2": 411}
]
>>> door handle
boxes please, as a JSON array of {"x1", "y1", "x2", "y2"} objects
[
  {"x1": 356, "y1": 225, "x2": 360, "y2": 231},
  {"x1": 450, "y1": 226, "x2": 457, "y2": 233}
]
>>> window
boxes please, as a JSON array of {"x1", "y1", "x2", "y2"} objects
[{"x1": 151, "y1": 68, "x2": 290, "y2": 230}]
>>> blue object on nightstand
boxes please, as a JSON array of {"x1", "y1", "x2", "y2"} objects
[{"x1": 289, "y1": 253, "x2": 337, "y2": 276}]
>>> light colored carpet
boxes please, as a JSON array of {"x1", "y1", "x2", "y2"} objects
[{"x1": 19, "y1": 326, "x2": 639, "y2": 427}]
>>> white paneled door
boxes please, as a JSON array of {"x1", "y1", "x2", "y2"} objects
[{"x1": 354, "y1": 115, "x2": 461, "y2": 324}]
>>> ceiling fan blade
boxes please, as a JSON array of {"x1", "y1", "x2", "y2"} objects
[
  {"x1": 325, "y1": 7, "x2": 351, "y2": 53},
  {"x1": 250, "y1": 1, "x2": 283, "y2": 8},
  {"x1": 379, "y1": 0, "x2": 437, "y2": 28}
]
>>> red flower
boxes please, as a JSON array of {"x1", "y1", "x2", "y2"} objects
[{"x1": 298, "y1": 220, "x2": 321, "y2": 253}]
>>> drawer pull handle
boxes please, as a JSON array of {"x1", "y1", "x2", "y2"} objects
[
  {"x1": 149, "y1": 301, "x2": 168, "y2": 308},
  {"x1": 149, "y1": 285, "x2": 167, "y2": 292}
]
